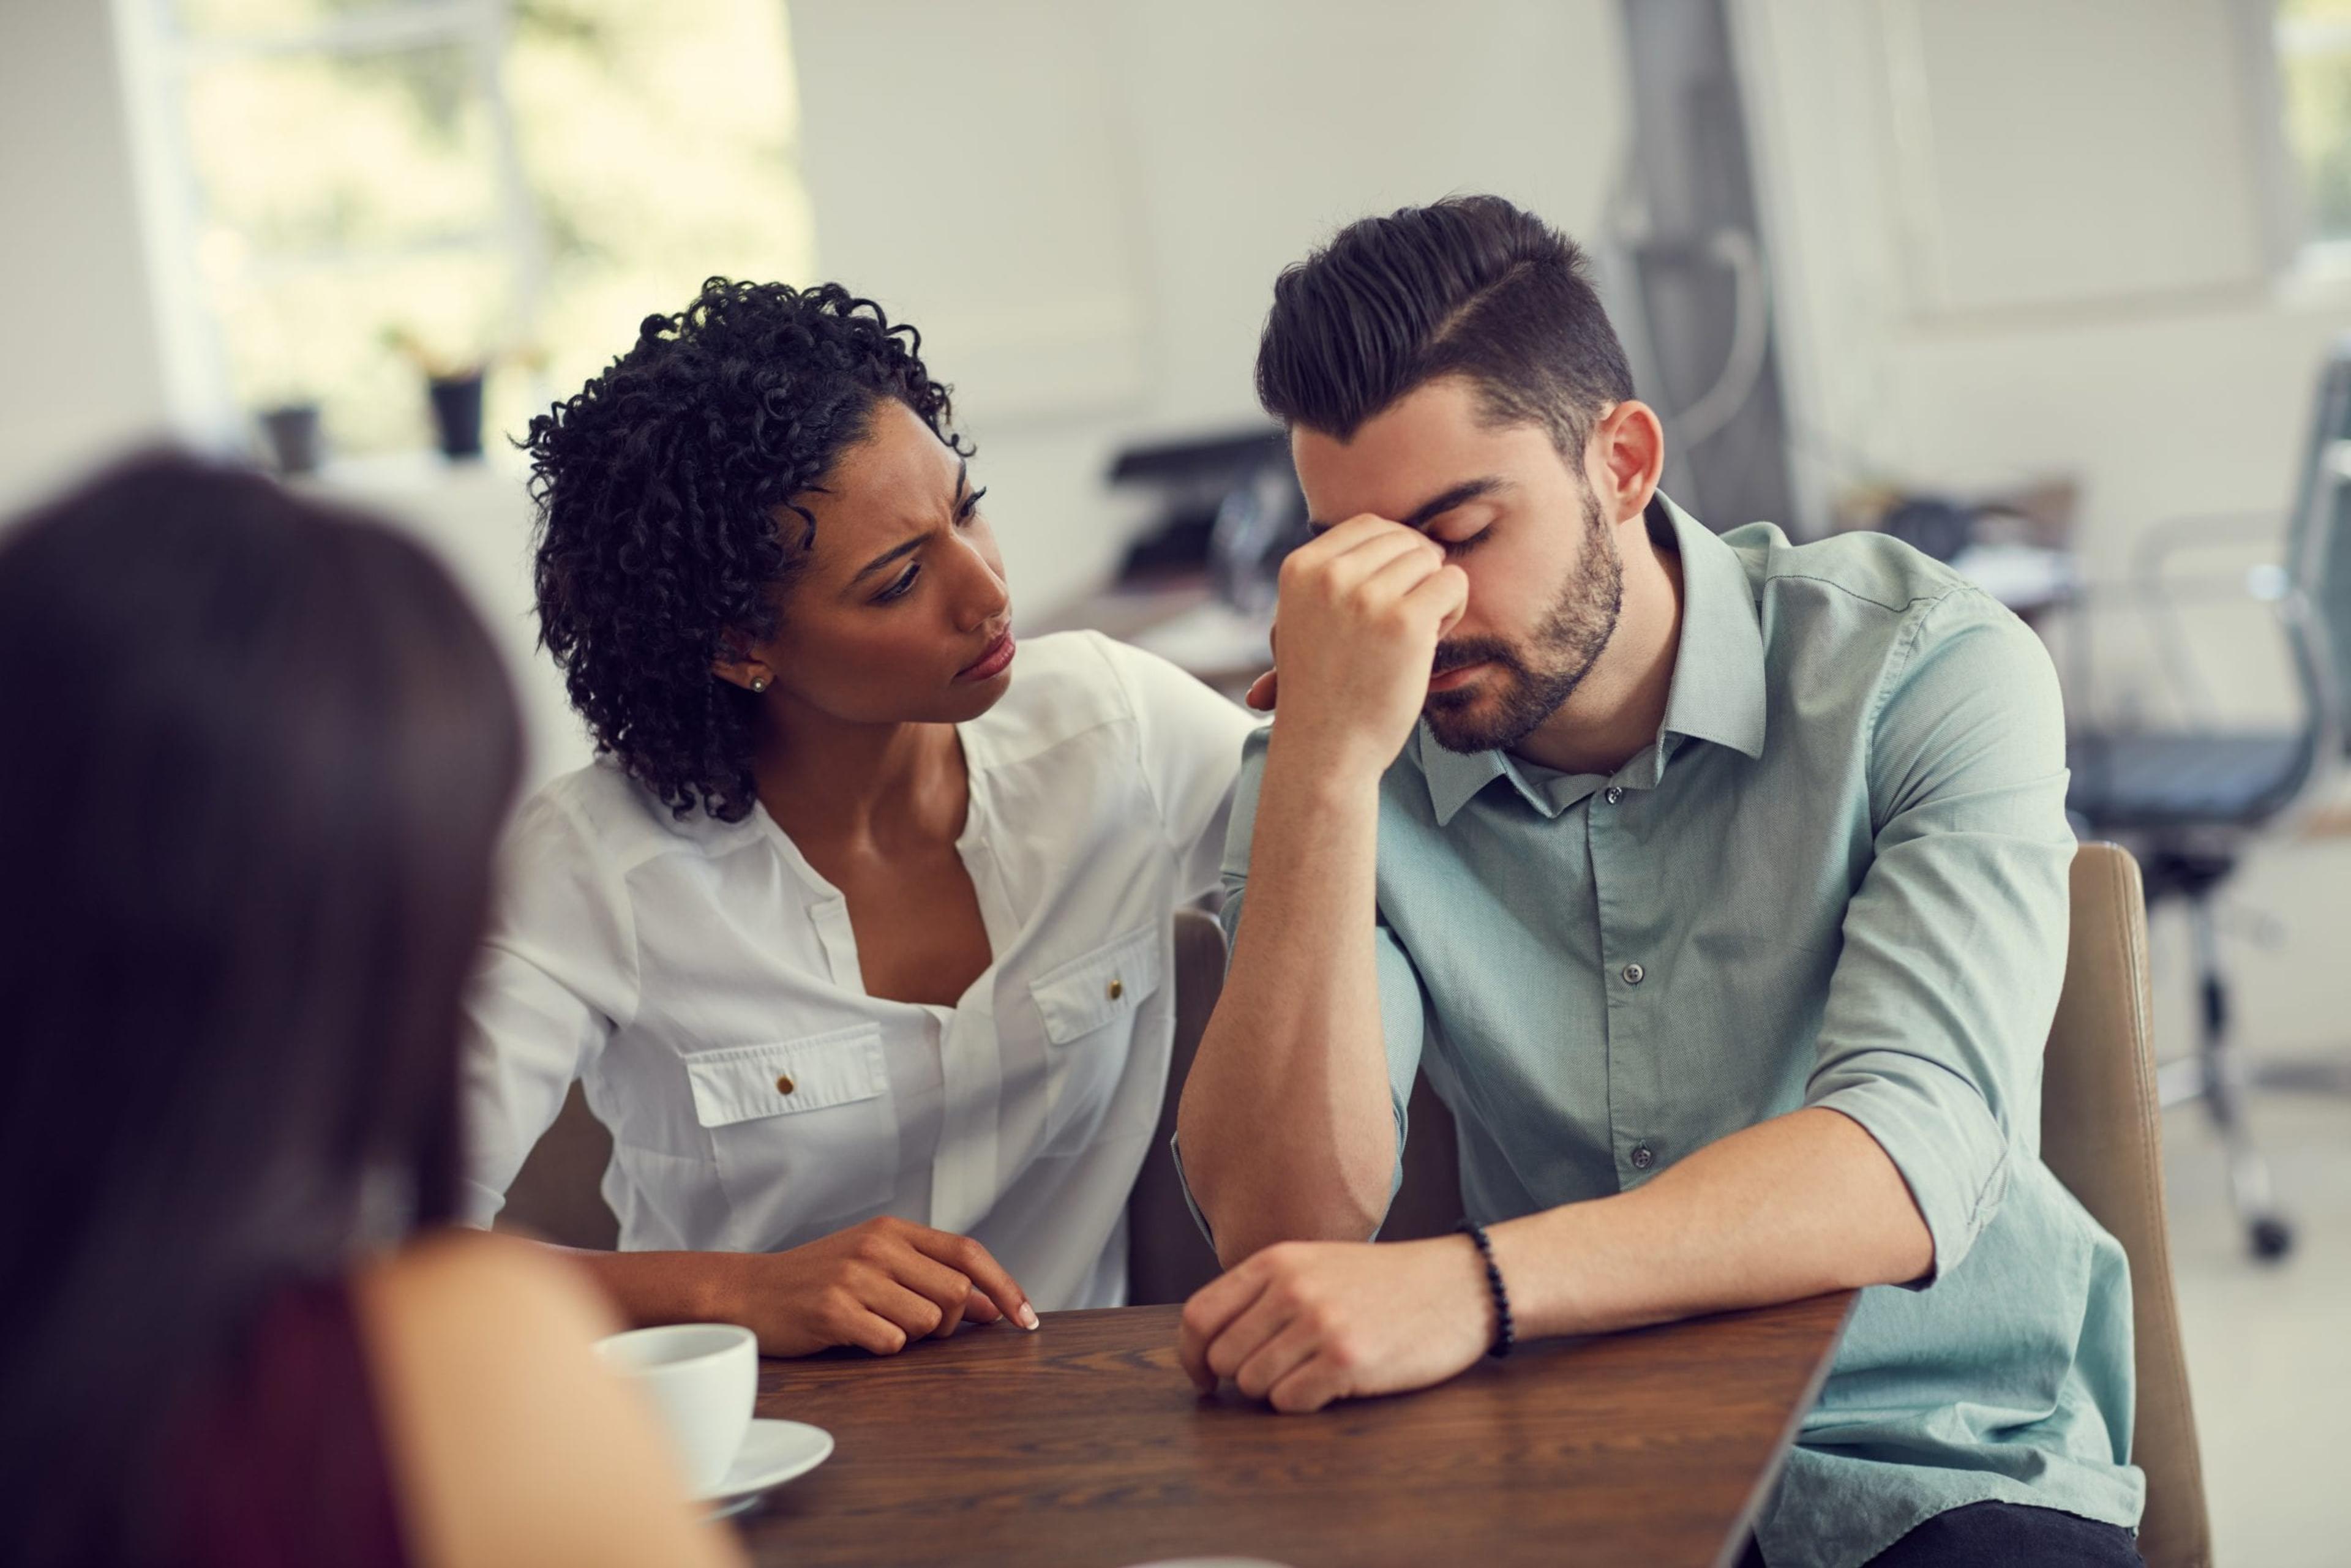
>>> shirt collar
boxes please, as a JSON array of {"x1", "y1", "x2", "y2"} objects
[
  {"x1": 1420, "y1": 733, "x2": 1532, "y2": 825},
  {"x1": 1419, "y1": 493, "x2": 1767, "y2": 827},
  {"x1": 1651, "y1": 493, "x2": 1768, "y2": 765}
]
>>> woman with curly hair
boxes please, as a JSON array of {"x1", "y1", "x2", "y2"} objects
[{"x1": 462, "y1": 278, "x2": 1256, "y2": 1354}]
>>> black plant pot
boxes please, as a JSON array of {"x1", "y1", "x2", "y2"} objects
[
  {"x1": 427, "y1": 372, "x2": 486, "y2": 461},
  {"x1": 258, "y1": 402, "x2": 323, "y2": 476}
]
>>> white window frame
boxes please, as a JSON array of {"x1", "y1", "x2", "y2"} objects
[
  {"x1": 112, "y1": 0, "x2": 548, "y2": 456},
  {"x1": 2251, "y1": 0, "x2": 2351, "y2": 282}
]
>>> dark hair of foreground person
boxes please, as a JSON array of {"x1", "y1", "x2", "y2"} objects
[{"x1": 0, "y1": 451, "x2": 523, "y2": 1564}]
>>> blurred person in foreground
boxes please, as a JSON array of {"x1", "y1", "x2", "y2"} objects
[
  {"x1": 1172, "y1": 197, "x2": 2143, "y2": 1568},
  {"x1": 461, "y1": 279, "x2": 1252, "y2": 1352},
  {"x1": 0, "y1": 454, "x2": 742, "y2": 1568}
]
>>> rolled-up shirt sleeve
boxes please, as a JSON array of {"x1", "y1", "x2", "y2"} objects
[
  {"x1": 1804, "y1": 590, "x2": 2075, "y2": 1285},
  {"x1": 457, "y1": 790, "x2": 639, "y2": 1226}
]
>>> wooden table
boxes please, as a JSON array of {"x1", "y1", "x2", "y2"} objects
[{"x1": 740, "y1": 1293, "x2": 1854, "y2": 1568}]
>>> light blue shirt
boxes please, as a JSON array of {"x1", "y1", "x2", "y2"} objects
[{"x1": 1216, "y1": 499, "x2": 2142, "y2": 1568}]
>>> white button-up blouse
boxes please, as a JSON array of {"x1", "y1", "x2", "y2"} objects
[{"x1": 457, "y1": 632, "x2": 1257, "y2": 1310}]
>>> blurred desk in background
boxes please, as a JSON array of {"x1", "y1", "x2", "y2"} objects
[
  {"x1": 1951, "y1": 540, "x2": 2082, "y2": 626},
  {"x1": 1029, "y1": 573, "x2": 1272, "y2": 702}
]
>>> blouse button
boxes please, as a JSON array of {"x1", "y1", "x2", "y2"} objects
[
  {"x1": 1108, "y1": 977, "x2": 1125, "y2": 1001},
  {"x1": 774, "y1": 1073, "x2": 797, "y2": 1096}
]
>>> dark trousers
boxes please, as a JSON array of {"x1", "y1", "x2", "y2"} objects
[{"x1": 1739, "y1": 1501, "x2": 2145, "y2": 1567}]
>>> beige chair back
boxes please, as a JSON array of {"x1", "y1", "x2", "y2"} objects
[
  {"x1": 1126, "y1": 910, "x2": 1467, "y2": 1307},
  {"x1": 1125, "y1": 907, "x2": 1231, "y2": 1303},
  {"x1": 496, "y1": 1078, "x2": 619, "y2": 1250},
  {"x1": 2043, "y1": 844, "x2": 2210, "y2": 1568}
]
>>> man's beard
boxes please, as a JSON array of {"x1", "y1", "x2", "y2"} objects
[{"x1": 1423, "y1": 488, "x2": 1624, "y2": 756}]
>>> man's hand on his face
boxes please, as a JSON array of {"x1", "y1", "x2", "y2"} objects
[
  {"x1": 1176, "y1": 1236, "x2": 1495, "y2": 1413},
  {"x1": 1248, "y1": 514, "x2": 1467, "y2": 776}
]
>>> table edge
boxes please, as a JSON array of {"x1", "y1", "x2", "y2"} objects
[{"x1": 1706, "y1": 1289, "x2": 1860, "y2": 1568}]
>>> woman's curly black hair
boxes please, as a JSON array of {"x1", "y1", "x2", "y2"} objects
[{"x1": 523, "y1": 277, "x2": 969, "y2": 822}]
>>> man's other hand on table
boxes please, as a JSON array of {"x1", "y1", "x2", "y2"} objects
[{"x1": 1177, "y1": 1236, "x2": 1493, "y2": 1412}]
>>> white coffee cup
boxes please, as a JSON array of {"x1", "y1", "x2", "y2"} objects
[{"x1": 595, "y1": 1322, "x2": 757, "y2": 1494}]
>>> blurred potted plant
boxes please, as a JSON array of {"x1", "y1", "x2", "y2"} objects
[
  {"x1": 384, "y1": 326, "x2": 541, "y2": 462},
  {"x1": 384, "y1": 326, "x2": 486, "y2": 460},
  {"x1": 238, "y1": 306, "x2": 325, "y2": 475},
  {"x1": 256, "y1": 400, "x2": 324, "y2": 476}
]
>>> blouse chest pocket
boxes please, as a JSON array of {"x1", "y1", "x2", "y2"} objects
[
  {"x1": 1028, "y1": 925, "x2": 1163, "y2": 1157},
  {"x1": 681, "y1": 1023, "x2": 899, "y2": 1234}
]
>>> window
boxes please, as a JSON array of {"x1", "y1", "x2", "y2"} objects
[
  {"x1": 124, "y1": 0, "x2": 815, "y2": 460},
  {"x1": 2276, "y1": 0, "x2": 2351, "y2": 247}
]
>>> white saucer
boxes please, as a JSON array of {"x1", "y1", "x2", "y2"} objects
[{"x1": 697, "y1": 1418, "x2": 834, "y2": 1518}]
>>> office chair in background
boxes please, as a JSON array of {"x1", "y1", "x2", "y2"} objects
[{"x1": 2063, "y1": 336, "x2": 2351, "y2": 1261}]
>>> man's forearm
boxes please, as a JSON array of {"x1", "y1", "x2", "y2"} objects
[
  {"x1": 1177, "y1": 737, "x2": 1400, "y2": 1261},
  {"x1": 1490, "y1": 1107, "x2": 1935, "y2": 1338}
]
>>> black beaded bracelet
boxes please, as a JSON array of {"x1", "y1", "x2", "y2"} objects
[{"x1": 1457, "y1": 1220, "x2": 1515, "y2": 1359}]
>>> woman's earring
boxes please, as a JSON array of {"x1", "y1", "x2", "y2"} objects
[{"x1": 748, "y1": 673, "x2": 771, "y2": 692}]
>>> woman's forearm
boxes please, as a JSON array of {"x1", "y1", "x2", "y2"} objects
[{"x1": 552, "y1": 1246, "x2": 732, "y2": 1327}]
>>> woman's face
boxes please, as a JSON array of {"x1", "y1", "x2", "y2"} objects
[{"x1": 737, "y1": 397, "x2": 1015, "y2": 727}]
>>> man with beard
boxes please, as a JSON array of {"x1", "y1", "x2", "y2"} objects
[{"x1": 1171, "y1": 197, "x2": 2143, "y2": 1568}]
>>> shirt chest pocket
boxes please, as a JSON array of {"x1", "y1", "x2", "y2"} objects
[
  {"x1": 681, "y1": 1024, "x2": 899, "y2": 1235},
  {"x1": 1028, "y1": 924, "x2": 1163, "y2": 1158}
]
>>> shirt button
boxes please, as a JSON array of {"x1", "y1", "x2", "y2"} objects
[
  {"x1": 1621, "y1": 962, "x2": 1645, "y2": 986},
  {"x1": 774, "y1": 1073, "x2": 797, "y2": 1096},
  {"x1": 1108, "y1": 977, "x2": 1124, "y2": 1001},
  {"x1": 1605, "y1": 786, "x2": 1623, "y2": 805},
  {"x1": 1629, "y1": 1142, "x2": 1656, "y2": 1171}
]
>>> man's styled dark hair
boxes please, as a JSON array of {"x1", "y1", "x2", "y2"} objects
[
  {"x1": 1255, "y1": 194, "x2": 1635, "y2": 454},
  {"x1": 523, "y1": 277, "x2": 968, "y2": 823}
]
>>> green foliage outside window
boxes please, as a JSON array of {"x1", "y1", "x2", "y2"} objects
[
  {"x1": 174, "y1": 0, "x2": 816, "y2": 458},
  {"x1": 2279, "y1": 0, "x2": 2351, "y2": 244}
]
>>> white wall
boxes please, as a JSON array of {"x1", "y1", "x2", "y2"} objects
[
  {"x1": 0, "y1": 0, "x2": 173, "y2": 512},
  {"x1": 1737, "y1": 0, "x2": 2351, "y2": 1053},
  {"x1": 789, "y1": 0, "x2": 1633, "y2": 618},
  {"x1": 1739, "y1": 0, "x2": 2351, "y2": 685}
]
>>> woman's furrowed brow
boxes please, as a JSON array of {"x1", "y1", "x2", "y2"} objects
[
  {"x1": 851, "y1": 533, "x2": 925, "y2": 583},
  {"x1": 849, "y1": 461, "x2": 972, "y2": 581}
]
